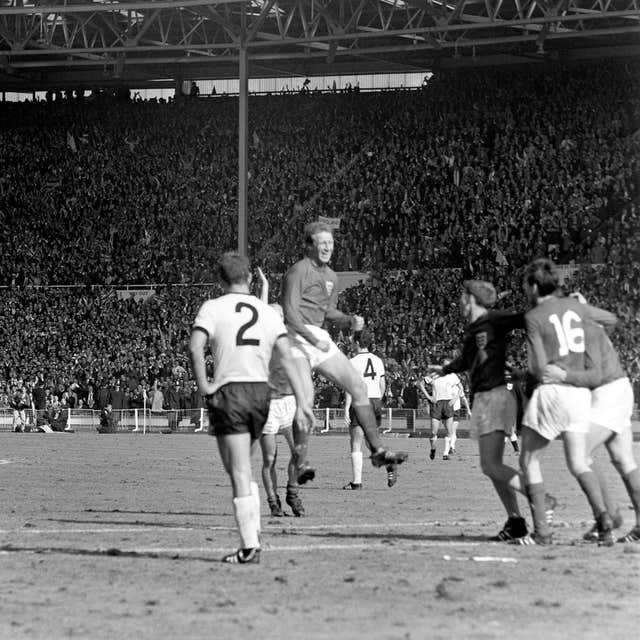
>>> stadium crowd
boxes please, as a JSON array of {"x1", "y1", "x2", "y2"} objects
[{"x1": 0, "y1": 60, "x2": 639, "y2": 415}]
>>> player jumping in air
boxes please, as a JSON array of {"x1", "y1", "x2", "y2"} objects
[
  {"x1": 189, "y1": 252, "x2": 313, "y2": 564},
  {"x1": 282, "y1": 221, "x2": 408, "y2": 484}
]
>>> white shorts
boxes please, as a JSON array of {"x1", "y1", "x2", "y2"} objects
[
  {"x1": 262, "y1": 395, "x2": 296, "y2": 436},
  {"x1": 289, "y1": 325, "x2": 341, "y2": 370},
  {"x1": 470, "y1": 386, "x2": 517, "y2": 438},
  {"x1": 523, "y1": 384, "x2": 591, "y2": 441},
  {"x1": 591, "y1": 377, "x2": 633, "y2": 434}
]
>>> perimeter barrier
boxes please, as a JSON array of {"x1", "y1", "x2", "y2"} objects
[{"x1": 2, "y1": 407, "x2": 639, "y2": 438}]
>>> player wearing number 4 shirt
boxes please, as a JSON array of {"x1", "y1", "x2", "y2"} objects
[
  {"x1": 518, "y1": 258, "x2": 618, "y2": 546},
  {"x1": 343, "y1": 330, "x2": 397, "y2": 490},
  {"x1": 189, "y1": 252, "x2": 313, "y2": 564}
]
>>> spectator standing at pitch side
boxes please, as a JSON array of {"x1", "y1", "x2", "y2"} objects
[
  {"x1": 189, "y1": 252, "x2": 313, "y2": 564},
  {"x1": 281, "y1": 221, "x2": 408, "y2": 484}
]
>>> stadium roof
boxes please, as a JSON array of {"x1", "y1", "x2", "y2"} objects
[{"x1": 0, "y1": 0, "x2": 639, "y2": 91}]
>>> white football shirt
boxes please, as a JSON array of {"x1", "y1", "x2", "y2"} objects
[
  {"x1": 349, "y1": 351, "x2": 385, "y2": 399},
  {"x1": 432, "y1": 373, "x2": 459, "y2": 402},
  {"x1": 193, "y1": 293, "x2": 287, "y2": 394}
]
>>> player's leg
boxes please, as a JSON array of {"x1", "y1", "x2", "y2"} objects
[
  {"x1": 289, "y1": 355, "x2": 316, "y2": 484},
  {"x1": 517, "y1": 426, "x2": 553, "y2": 544},
  {"x1": 450, "y1": 414, "x2": 459, "y2": 454},
  {"x1": 563, "y1": 430, "x2": 614, "y2": 546},
  {"x1": 344, "y1": 421, "x2": 365, "y2": 490},
  {"x1": 582, "y1": 425, "x2": 621, "y2": 541},
  {"x1": 508, "y1": 432, "x2": 520, "y2": 454},
  {"x1": 217, "y1": 432, "x2": 261, "y2": 563},
  {"x1": 260, "y1": 433, "x2": 284, "y2": 517},
  {"x1": 282, "y1": 419, "x2": 306, "y2": 516},
  {"x1": 590, "y1": 379, "x2": 639, "y2": 542},
  {"x1": 604, "y1": 427, "x2": 640, "y2": 541},
  {"x1": 316, "y1": 352, "x2": 408, "y2": 467},
  {"x1": 429, "y1": 417, "x2": 441, "y2": 460},
  {"x1": 442, "y1": 416, "x2": 454, "y2": 460},
  {"x1": 479, "y1": 431, "x2": 528, "y2": 540}
]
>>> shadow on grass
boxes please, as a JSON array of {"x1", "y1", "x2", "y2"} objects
[
  {"x1": 279, "y1": 529, "x2": 490, "y2": 543},
  {"x1": 0, "y1": 543, "x2": 220, "y2": 562},
  {"x1": 84, "y1": 508, "x2": 214, "y2": 516}
]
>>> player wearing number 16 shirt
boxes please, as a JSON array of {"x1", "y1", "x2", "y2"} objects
[
  {"x1": 517, "y1": 258, "x2": 618, "y2": 546},
  {"x1": 189, "y1": 252, "x2": 313, "y2": 565}
]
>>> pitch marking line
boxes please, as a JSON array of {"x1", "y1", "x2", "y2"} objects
[
  {"x1": 133, "y1": 541, "x2": 484, "y2": 553},
  {"x1": 0, "y1": 540, "x2": 485, "y2": 558},
  {"x1": 0, "y1": 459, "x2": 15, "y2": 465},
  {"x1": 0, "y1": 521, "x2": 490, "y2": 535}
]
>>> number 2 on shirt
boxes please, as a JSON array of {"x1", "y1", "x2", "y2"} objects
[
  {"x1": 548, "y1": 311, "x2": 585, "y2": 356},
  {"x1": 235, "y1": 302, "x2": 260, "y2": 346}
]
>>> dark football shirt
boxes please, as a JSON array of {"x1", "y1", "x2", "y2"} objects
[{"x1": 443, "y1": 310, "x2": 525, "y2": 395}]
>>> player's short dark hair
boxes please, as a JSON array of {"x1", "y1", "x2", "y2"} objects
[
  {"x1": 524, "y1": 258, "x2": 559, "y2": 297},
  {"x1": 217, "y1": 252, "x2": 250, "y2": 285},
  {"x1": 304, "y1": 221, "x2": 333, "y2": 245},
  {"x1": 463, "y1": 280, "x2": 497, "y2": 308},
  {"x1": 354, "y1": 329, "x2": 374, "y2": 350}
]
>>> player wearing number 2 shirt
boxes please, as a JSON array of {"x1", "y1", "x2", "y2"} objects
[
  {"x1": 518, "y1": 258, "x2": 617, "y2": 546},
  {"x1": 189, "y1": 252, "x2": 313, "y2": 564}
]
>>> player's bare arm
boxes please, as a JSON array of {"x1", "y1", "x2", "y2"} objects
[
  {"x1": 344, "y1": 391, "x2": 352, "y2": 426},
  {"x1": 189, "y1": 327, "x2": 215, "y2": 396},
  {"x1": 257, "y1": 267, "x2": 269, "y2": 304}
]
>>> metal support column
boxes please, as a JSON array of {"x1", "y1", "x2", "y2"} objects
[{"x1": 238, "y1": 5, "x2": 249, "y2": 257}]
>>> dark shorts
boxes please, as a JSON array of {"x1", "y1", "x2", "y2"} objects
[
  {"x1": 349, "y1": 398, "x2": 383, "y2": 428},
  {"x1": 205, "y1": 382, "x2": 270, "y2": 439},
  {"x1": 431, "y1": 400, "x2": 454, "y2": 421}
]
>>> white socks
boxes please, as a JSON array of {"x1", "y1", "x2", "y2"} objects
[
  {"x1": 250, "y1": 481, "x2": 261, "y2": 534},
  {"x1": 351, "y1": 451, "x2": 363, "y2": 484},
  {"x1": 233, "y1": 495, "x2": 260, "y2": 549}
]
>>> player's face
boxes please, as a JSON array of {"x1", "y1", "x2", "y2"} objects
[
  {"x1": 459, "y1": 292, "x2": 471, "y2": 319},
  {"x1": 309, "y1": 231, "x2": 334, "y2": 265}
]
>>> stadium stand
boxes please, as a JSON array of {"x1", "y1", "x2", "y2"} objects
[{"x1": 0, "y1": 61, "x2": 638, "y2": 420}]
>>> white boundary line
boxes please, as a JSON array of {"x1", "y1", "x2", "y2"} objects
[
  {"x1": 0, "y1": 459, "x2": 15, "y2": 465},
  {"x1": 0, "y1": 540, "x2": 485, "y2": 556},
  {"x1": 0, "y1": 520, "x2": 491, "y2": 535}
]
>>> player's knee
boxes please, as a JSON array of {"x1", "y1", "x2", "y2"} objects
[
  {"x1": 480, "y1": 458, "x2": 499, "y2": 478},
  {"x1": 566, "y1": 456, "x2": 590, "y2": 477},
  {"x1": 612, "y1": 454, "x2": 636, "y2": 476}
]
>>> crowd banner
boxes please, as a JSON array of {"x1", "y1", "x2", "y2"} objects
[{"x1": 318, "y1": 215, "x2": 341, "y2": 230}]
